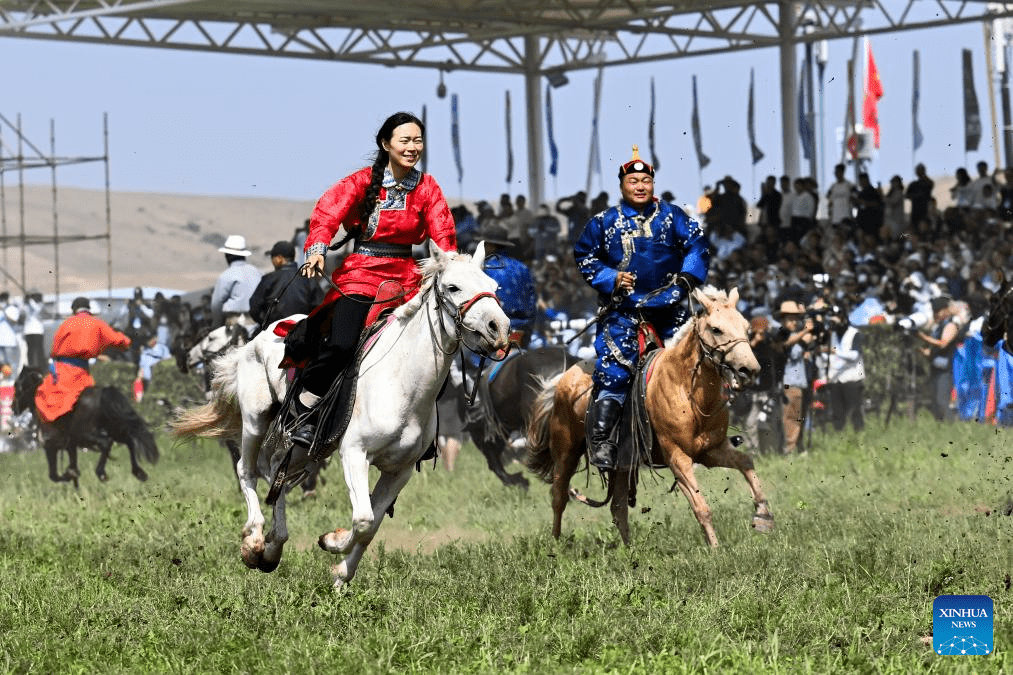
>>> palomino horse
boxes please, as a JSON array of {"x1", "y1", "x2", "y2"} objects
[
  {"x1": 13, "y1": 366, "x2": 159, "y2": 486},
  {"x1": 983, "y1": 268, "x2": 1013, "y2": 355},
  {"x1": 526, "y1": 286, "x2": 773, "y2": 547},
  {"x1": 460, "y1": 345, "x2": 579, "y2": 489},
  {"x1": 172, "y1": 241, "x2": 510, "y2": 588}
]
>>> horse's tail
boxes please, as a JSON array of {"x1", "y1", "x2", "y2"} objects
[
  {"x1": 525, "y1": 372, "x2": 564, "y2": 483},
  {"x1": 170, "y1": 347, "x2": 243, "y2": 441},
  {"x1": 99, "y1": 387, "x2": 159, "y2": 465}
]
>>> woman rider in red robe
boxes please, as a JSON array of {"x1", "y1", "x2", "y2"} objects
[{"x1": 290, "y1": 111, "x2": 458, "y2": 448}]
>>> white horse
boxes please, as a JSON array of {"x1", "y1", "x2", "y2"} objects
[{"x1": 172, "y1": 241, "x2": 510, "y2": 588}]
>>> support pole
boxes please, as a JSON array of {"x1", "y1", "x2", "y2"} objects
[
  {"x1": 104, "y1": 113, "x2": 112, "y2": 297},
  {"x1": 779, "y1": 2, "x2": 799, "y2": 180},
  {"x1": 524, "y1": 35, "x2": 545, "y2": 211},
  {"x1": 50, "y1": 119, "x2": 60, "y2": 307}
]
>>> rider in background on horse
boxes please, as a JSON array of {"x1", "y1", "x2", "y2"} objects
[
  {"x1": 34, "y1": 297, "x2": 131, "y2": 425},
  {"x1": 211, "y1": 234, "x2": 262, "y2": 334},
  {"x1": 249, "y1": 240, "x2": 325, "y2": 335},
  {"x1": 475, "y1": 224, "x2": 537, "y2": 349},
  {"x1": 573, "y1": 146, "x2": 712, "y2": 472},
  {"x1": 289, "y1": 111, "x2": 457, "y2": 450}
]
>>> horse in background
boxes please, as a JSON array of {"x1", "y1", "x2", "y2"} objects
[
  {"x1": 13, "y1": 366, "x2": 159, "y2": 486},
  {"x1": 983, "y1": 268, "x2": 1013, "y2": 355},
  {"x1": 170, "y1": 322, "x2": 258, "y2": 473},
  {"x1": 526, "y1": 286, "x2": 773, "y2": 547},
  {"x1": 174, "y1": 323, "x2": 249, "y2": 387},
  {"x1": 172, "y1": 242, "x2": 510, "y2": 589},
  {"x1": 458, "y1": 345, "x2": 579, "y2": 489}
]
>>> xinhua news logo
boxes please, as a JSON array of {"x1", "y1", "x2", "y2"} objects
[{"x1": 933, "y1": 595, "x2": 993, "y2": 656}]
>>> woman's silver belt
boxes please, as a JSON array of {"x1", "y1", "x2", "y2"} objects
[{"x1": 353, "y1": 242, "x2": 413, "y2": 258}]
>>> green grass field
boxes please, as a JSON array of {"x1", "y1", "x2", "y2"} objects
[{"x1": 1, "y1": 409, "x2": 1010, "y2": 674}]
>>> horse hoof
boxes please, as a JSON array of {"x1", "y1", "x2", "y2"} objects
[
  {"x1": 752, "y1": 514, "x2": 775, "y2": 533},
  {"x1": 240, "y1": 536, "x2": 265, "y2": 568},
  {"x1": 319, "y1": 528, "x2": 352, "y2": 554},
  {"x1": 133, "y1": 468, "x2": 149, "y2": 482},
  {"x1": 97, "y1": 472, "x2": 109, "y2": 482},
  {"x1": 257, "y1": 558, "x2": 280, "y2": 573}
]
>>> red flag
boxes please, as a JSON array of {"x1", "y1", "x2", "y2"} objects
[{"x1": 862, "y1": 39, "x2": 884, "y2": 148}]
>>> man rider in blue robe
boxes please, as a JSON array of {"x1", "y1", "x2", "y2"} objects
[{"x1": 573, "y1": 146, "x2": 712, "y2": 471}]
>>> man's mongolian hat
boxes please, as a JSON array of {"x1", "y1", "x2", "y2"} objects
[{"x1": 618, "y1": 145, "x2": 655, "y2": 179}]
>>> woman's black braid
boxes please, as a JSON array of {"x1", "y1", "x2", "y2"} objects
[{"x1": 359, "y1": 153, "x2": 387, "y2": 225}]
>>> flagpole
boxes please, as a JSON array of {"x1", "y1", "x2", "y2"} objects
[
  {"x1": 985, "y1": 21, "x2": 1002, "y2": 171},
  {"x1": 841, "y1": 35, "x2": 860, "y2": 173},
  {"x1": 862, "y1": 37, "x2": 870, "y2": 182}
]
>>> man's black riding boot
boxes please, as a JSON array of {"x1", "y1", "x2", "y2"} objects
[
  {"x1": 589, "y1": 397, "x2": 622, "y2": 471},
  {"x1": 290, "y1": 398, "x2": 318, "y2": 450}
]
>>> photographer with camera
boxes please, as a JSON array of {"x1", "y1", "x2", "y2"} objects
[
  {"x1": 736, "y1": 315, "x2": 787, "y2": 455},
  {"x1": 916, "y1": 296, "x2": 964, "y2": 422},
  {"x1": 777, "y1": 300, "x2": 817, "y2": 455},
  {"x1": 823, "y1": 303, "x2": 866, "y2": 432}
]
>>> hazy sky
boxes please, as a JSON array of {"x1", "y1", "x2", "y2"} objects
[{"x1": 2, "y1": 20, "x2": 1001, "y2": 211}]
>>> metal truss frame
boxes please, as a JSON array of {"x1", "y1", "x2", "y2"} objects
[
  {"x1": 0, "y1": 112, "x2": 112, "y2": 303},
  {"x1": 3, "y1": 1, "x2": 1013, "y2": 75}
]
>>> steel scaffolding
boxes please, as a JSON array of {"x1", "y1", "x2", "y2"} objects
[{"x1": 0, "y1": 113, "x2": 112, "y2": 315}]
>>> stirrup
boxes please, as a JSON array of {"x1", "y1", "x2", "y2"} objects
[
  {"x1": 289, "y1": 398, "x2": 317, "y2": 449},
  {"x1": 589, "y1": 441, "x2": 617, "y2": 472}
]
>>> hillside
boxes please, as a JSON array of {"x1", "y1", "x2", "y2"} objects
[{"x1": 1, "y1": 185, "x2": 317, "y2": 296}]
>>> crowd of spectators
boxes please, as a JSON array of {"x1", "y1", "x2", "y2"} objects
[{"x1": 449, "y1": 160, "x2": 1013, "y2": 452}]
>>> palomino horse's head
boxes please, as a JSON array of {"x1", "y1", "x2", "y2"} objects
[
  {"x1": 421, "y1": 240, "x2": 510, "y2": 357},
  {"x1": 691, "y1": 286, "x2": 760, "y2": 390}
]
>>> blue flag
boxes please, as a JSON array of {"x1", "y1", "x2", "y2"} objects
[
  {"x1": 451, "y1": 93, "x2": 463, "y2": 185},
  {"x1": 691, "y1": 75, "x2": 710, "y2": 169},
  {"x1": 748, "y1": 68, "x2": 764, "y2": 165},
  {"x1": 505, "y1": 91, "x2": 513, "y2": 184},
  {"x1": 963, "y1": 49, "x2": 982, "y2": 152},
  {"x1": 798, "y1": 61, "x2": 815, "y2": 160},
  {"x1": 546, "y1": 84, "x2": 559, "y2": 177}
]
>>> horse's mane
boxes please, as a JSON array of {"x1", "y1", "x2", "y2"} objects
[
  {"x1": 665, "y1": 285, "x2": 730, "y2": 349},
  {"x1": 392, "y1": 251, "x2": 466, "y2": 320}
]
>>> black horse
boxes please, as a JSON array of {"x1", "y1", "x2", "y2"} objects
[
  {"x1": 983, "y1": 268, "x2": 1013, "y2": 355},
  {"x1": 460, "y1": 345, "x2": 579, "y2": 489},
  {"x1": 13, "y1": 366, "x2": 159, "y2": 486}
]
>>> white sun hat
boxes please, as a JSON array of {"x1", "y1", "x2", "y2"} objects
[{"x1": 218, "y1": 234, "x2": 252, "y2": 256}]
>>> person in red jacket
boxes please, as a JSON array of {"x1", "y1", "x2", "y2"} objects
[
  {"x1": 35, "y1": 296, "x2": 131, "y2": 424},
  {"x1": 290, "y1": 111, "x2": 457, "y2": 449}
]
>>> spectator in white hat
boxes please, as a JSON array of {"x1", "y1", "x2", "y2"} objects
[{"x1": 210, "y1": 234, "x2": 262, "y2": 331}]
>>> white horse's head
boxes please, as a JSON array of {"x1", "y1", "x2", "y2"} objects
[{"x1": 424, "y1": 240, "x2": 510, "y2": 356}]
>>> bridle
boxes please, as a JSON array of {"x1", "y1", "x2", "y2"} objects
[
  {"x1": 426, "y1": 269, "x2": 510, "y2": 405},
  {"x1": 188, "y1": 325, "x2": 247, "y2": 386},
  {"x1": 689, "y1": 311, "x2": 751, "y2": 418},
  {"x1": 430, "y1": 275, "x2": 503, "y2": 357}
]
